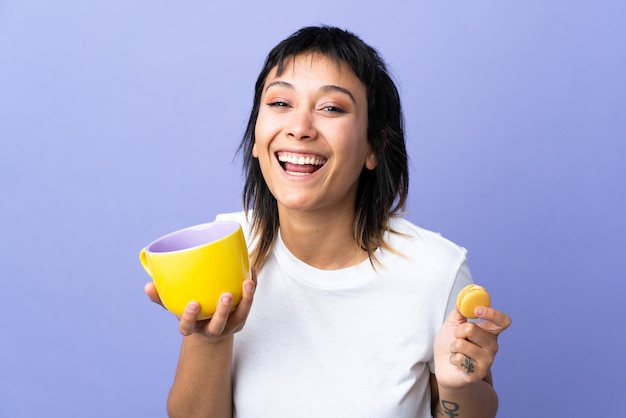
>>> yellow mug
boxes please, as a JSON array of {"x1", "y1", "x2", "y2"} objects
[{"x1": 139, "y1": 221, "x2": 250, "y2": 320}]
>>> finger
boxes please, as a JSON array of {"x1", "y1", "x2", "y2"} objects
[
  {"x1": 445, "y1": 306, "x2": 469, "y2": 326},
  {"x1": 144, "y1": 282, "x2": 164, "y2": 307},
  {"x1": 227, "y1": 279, "x2": 256, "y2": 325},
  {"x1": 453, "y1": 321, "x2": 499, "y2": 355},
  {"x1": 474, "y1": 306, "x2": 512, "y2": 336},
  {"x1": 204, "y1": 293, "x2": 234, "y2": 336},
  {"x1": 449, "y1": 352, "x2": 485, "y2": 379},
  {"x1": 449, "y1": 335, "x2": 496, "y2": 369},
  {"x1": 178, "y1": 302, "x2": 201, "y2": 336}
]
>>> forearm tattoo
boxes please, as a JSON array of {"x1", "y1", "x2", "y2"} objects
[{"x1": 437, "y1": 400, "x2": 460, "y2": 417}]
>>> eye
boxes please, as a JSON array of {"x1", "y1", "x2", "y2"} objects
[
  {"x1": 265, "y1": 100, "x2": 293, "y2": 113},
  {"x1": 267, "y1": 100, "x2": 291, "y2": 108},
  {"x1": 319, "y1": 105, "x2": 346, "y2": 114}
]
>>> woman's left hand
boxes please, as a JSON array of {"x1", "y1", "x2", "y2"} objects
[{"x1": 433, "y1": 305, "x2": 511, "y2": 389}]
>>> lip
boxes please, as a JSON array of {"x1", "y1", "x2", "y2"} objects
[
  {"x1": 275, "y1": 149, "x2": 328, "y2": 160},
  {"x1": 274, "y1": 149, "x2": 328, "y2": 177}
]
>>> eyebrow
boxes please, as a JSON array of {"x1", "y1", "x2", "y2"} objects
[{"x1": 264, "y1": 81, "x2": 357, "y2": 105}]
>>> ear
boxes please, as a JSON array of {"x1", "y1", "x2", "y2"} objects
[
  {"x1": 365, "y1": 131, "x2": 384, "y2": 170},
  {"x1": 365, "y1": 150, "x2": 377, "y2": 170},
  {"x1": 252, "y1": 142, "x2": 259, "y2": 158}
]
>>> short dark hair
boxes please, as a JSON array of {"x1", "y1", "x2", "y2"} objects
[{"x1": 239, "y1": 25, "x2": 409, "y2": 269}]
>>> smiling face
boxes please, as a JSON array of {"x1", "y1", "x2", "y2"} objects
[{"x1": 252, "y1": 52, "x2": 377, "y2": 217}]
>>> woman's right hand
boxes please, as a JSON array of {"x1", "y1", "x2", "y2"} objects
[{"x1": 144, "y1": 270, "x2": 257, "y2": 340}]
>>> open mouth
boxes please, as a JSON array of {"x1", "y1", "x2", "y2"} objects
[{"x1": 276, "y1": 151, "x2": 327, "y2": 176}]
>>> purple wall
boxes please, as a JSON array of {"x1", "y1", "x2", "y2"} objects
[{"x1": 1, "y1": 1, "x2": 624, "y2": 416}]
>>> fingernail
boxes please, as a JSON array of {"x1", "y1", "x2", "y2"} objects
[
  {"x1": 187, "y1": 303, "x2": 199, "y2": 313},
  {"x1": 245, "y1": 282, "x2": 255, "y2": 292},
  {"x1": 475, "y1": 306, "x2": 486, "y2": 317},
  {"x1": 221, "y1": 294, "x2": 233, "y2": 304}
]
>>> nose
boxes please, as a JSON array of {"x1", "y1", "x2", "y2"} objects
[{"x1": 287, "y1": 108, "x2": 317, "y2": 141}]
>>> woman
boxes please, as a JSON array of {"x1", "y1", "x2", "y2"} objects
[{"x1": 146, "y1": 25, "x2": 511, "y2": 418}]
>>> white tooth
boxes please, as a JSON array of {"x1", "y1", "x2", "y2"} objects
[{"x1": 278, "y1": 153, "x2": 326, "y2": 166}]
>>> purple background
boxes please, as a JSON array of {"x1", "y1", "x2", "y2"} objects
[{"x1": 1, "y1": 1, "x2": 624, "y2": 416}]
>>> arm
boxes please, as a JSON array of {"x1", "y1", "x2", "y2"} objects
[
  {"x1": 431, "y1": 306, "x2": 511, "y2": 418},
  {"x1": 145, "y1": 278, "x2": 256, "y2": 418},
  {"x1": 430, "y1": 371, "x2": 497, "y2": 418},
  {"x1": 168, "y1": 334, "x2": 234, "y2": 418}
]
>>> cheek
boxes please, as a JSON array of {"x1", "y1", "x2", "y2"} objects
[
  {"x1": 252, "y1": 121, "x2": 266, "y2": 157},
  {"x1": 253, "y1": 123, "x2": 274, "y2": 171},
  {"x1": 254, "y1": 113, "x2": 271, "y2": 149}
]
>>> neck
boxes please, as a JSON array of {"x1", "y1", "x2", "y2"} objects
[{"x1": 277, "y1": 205, "x2": 368, "y2": 270}]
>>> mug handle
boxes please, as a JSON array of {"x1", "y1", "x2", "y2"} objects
[{"x1": 139, "y1": 248, "x2": 152, "y2": 276}]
